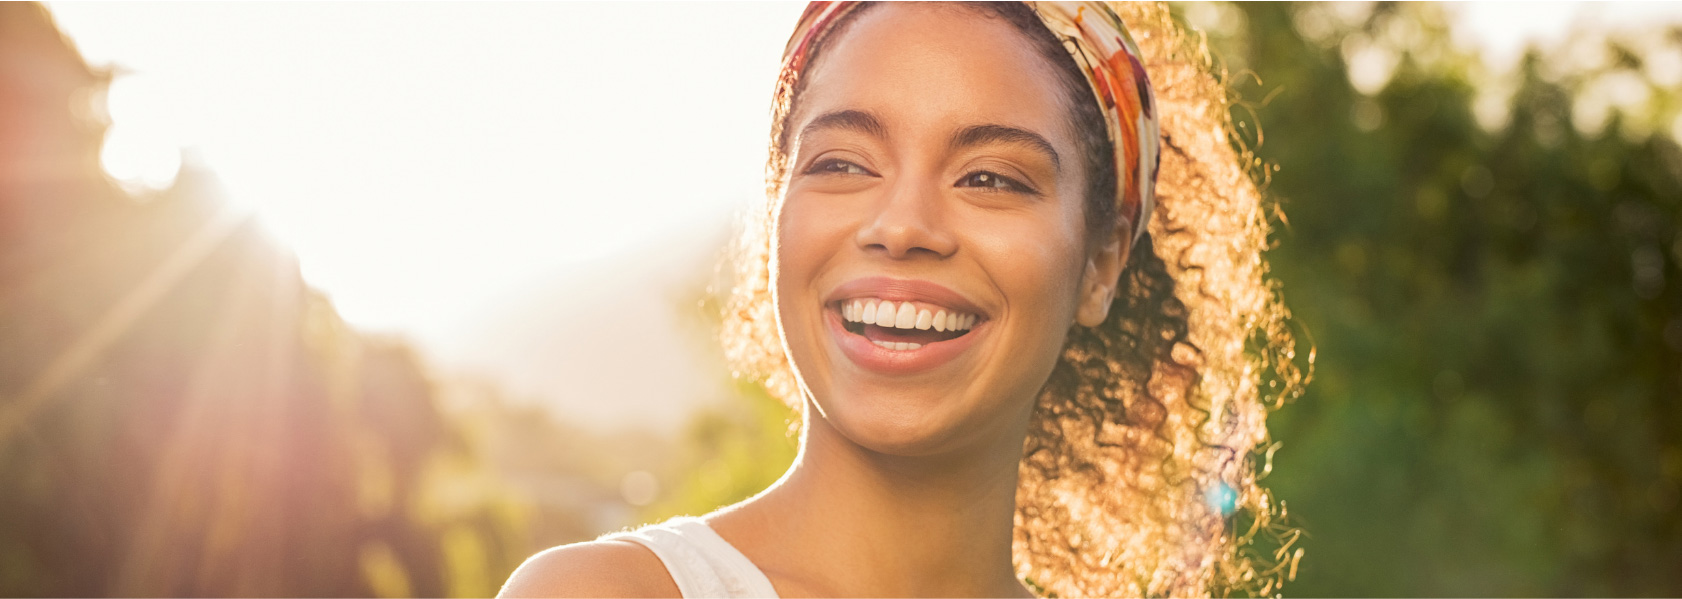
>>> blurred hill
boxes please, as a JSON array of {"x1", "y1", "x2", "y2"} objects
[{"x1": 419, "y1": 217, "x2": 738, "y2": 434}]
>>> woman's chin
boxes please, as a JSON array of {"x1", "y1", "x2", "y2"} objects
[{"x1": 816, "y1": 390, "x2": 981, "y2": 458}]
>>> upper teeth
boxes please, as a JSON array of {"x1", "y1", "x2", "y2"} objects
[{"x1": 841, "y1": 299, "x2": 977, "y2": 331}]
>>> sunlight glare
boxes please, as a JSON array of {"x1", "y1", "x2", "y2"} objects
[
  {"x1": 46, "y1": 2, "x2": 806, "y2": 340},
  {"x1": 99, "y1": 73, "x2": 181, "y2": 194}
]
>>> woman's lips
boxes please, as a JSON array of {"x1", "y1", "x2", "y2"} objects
[
  {"x1": 820, "y1": 309, "x2": 982, "y2": 373},
  {"x1": 822, "y1": 276, "x2": 990, "y2": 374}
]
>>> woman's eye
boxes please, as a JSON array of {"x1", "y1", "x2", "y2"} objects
[
  {"x1": 956, "y1": 171, "x2": 1032, "y2": 193},
  {"x1": 808, "y1": 159, "x2": 871, "y2": 176}
]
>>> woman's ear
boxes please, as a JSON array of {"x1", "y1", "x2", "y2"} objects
[{"x1": 1076, "y1": 220, "x2": 1130, "y2": 327}]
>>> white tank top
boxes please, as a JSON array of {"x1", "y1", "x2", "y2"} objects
[{"x1": 604, "y1": 517, "x2": 780, "y2": 598}]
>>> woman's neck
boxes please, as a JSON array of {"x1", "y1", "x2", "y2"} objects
[{"x1": 707, "y1": 408, "x2": 1034, "y2": 598}]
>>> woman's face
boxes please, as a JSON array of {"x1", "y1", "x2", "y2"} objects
[{"x1": 773, "y1": 4, "x2": 1117, "y2": 456}]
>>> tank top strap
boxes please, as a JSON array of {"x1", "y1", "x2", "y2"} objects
[{"x1": 606, "y1": 517, "x2": 779, "y2": 598}]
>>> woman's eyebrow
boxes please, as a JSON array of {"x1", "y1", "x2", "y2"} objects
[
  {"x1": 949, "y1": 124, "x2": 1061, "y2": 172},
  {"x1": 798, "y1": 109, "x2": 888, "y2": 143}
]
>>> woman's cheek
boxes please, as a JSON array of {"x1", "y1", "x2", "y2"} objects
[
  {"x1": 970, "y1": 214, "x2": 1085, "y2": 303},
  {"x1": 774, "y1": 196, "x2": 816, "y2": 280},
  {"x1": 773, "y1": 193, "x2": 838, "y2": 325}
]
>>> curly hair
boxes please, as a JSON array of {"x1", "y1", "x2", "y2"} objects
[{"x1": 721, "y1": 3, "x2": 1307, "y2": 597}]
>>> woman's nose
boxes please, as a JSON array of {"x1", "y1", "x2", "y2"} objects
[{"x1": 853, "y1": 178, "x2": 958, "y2": 259}]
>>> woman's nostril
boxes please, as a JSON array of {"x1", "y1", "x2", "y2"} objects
[{"x1": 857, "y1": 226, "x2": 957, "y2": 259}]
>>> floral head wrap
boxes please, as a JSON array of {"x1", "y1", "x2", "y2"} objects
[{"x1": 777, "y1": 1, "x2": 1161, "y2": 246}]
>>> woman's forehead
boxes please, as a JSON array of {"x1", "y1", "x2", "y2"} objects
[{"x1": 792, "y1": 4, "x2": 1075, "y2": 149}]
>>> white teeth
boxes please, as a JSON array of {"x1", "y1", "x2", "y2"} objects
[
  {"x1": 871, "y1": 340, "x2": 922, "y2": 350},
  {"x1": 894, "y1": 303, "x2": 916, "y2": 328},
  {"x1": 874, "y1": 301, "x2": 897, "y2": 327},
  {"x1": 840, "y1": 298, "x2": 979, "y2": 331}
]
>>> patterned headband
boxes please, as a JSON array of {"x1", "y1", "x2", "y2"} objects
[{"x1": 778, "y1": 1, "x2": 1160, "y2": 246}]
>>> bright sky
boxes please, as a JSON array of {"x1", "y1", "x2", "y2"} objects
[
  {"x1": 48, "y1": 2, "x2": 807, "y2": 340},
  {"x1": 1449, "y1": 1, "x2": 1682, "y2": 71}
]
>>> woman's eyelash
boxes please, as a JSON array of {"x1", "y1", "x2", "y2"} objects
[
  {"x1": 956, "y1": 171, "x2": 1034, "y2": 193},
  {"x1": 806, "y1": 159, "x2": 871, "y2": 176}
]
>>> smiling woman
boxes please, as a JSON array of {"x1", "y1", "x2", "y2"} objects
[{"x1": 501, "y1": 2, "x2": 1302, "y2": 598}]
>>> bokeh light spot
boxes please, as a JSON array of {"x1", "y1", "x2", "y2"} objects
[
  {"x1": 621, "y1": 470, "x2": 660, "y2": 507},
  {"x1": 1205, "y1": 482, "x2": 1238, "y2": 517}
]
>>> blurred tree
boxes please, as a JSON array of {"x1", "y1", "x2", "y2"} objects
[
  {"x1": 0, "y1": 4, "x2": 532, "y2": 596},
  {"x1": 1203, "y1": 2, "x2": 1682, "y2": 596}
]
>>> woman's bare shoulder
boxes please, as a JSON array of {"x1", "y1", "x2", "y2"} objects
[{"x1": 497, "y1": 538, "x2": 680, "y2": 598}]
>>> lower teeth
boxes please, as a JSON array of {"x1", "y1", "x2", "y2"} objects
[{"x1": 872, "y1": 340, "x2": 922, "y2": 351}]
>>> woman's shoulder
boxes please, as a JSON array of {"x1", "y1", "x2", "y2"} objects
[{"x1": 497, "y1": 538, "x2": 681, "y2": 598}]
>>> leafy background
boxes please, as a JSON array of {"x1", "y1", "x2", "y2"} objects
[{"x1": 0, "y1": 2, "x2": 1677, "y2": 596}]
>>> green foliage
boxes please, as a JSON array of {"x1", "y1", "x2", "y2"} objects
[
  {"x1": 642, "y1": 380, "x2": 798, "y2": 522},
  {"x1": 1211, "y1": 2, "x2": 1682, "y2": 595}
]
